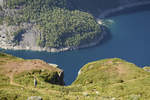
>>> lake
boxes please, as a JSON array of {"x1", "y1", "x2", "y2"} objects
[{"x1": 3, "y1": 10, "x2": 150, "y2": 85}]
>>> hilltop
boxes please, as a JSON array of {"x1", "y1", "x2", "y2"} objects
[{"x1": 0, "y1": 53, "x2": 150, "y2": 99}]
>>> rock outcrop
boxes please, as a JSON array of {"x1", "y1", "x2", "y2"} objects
[
  {"x1": 27, "y1": 96, "x2": 43, "y2": 100},
  {"x1": 0, "y1": 23, "x2": 42, "y2": 51},
  {"x1": 0, "y1": 53, "x2": 150, "y2": 99},
  {"x1": 1, "y1": 0, "x2": 150, "y2": 52}
]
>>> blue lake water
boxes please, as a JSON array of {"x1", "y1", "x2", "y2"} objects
[{"x1": 3, "y1": 10, "x2": 150, "y2": 85}]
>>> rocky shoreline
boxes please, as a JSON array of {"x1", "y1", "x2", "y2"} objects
[
  {"x1": 1, "y1": 1, "x2": 150, "y2": 52},
  {"x1": 0, "y1": 23, "x2": 105, "y2": 52},
  {"x1": 0, "y1": 31, "x2": 105, "y2": 52}
]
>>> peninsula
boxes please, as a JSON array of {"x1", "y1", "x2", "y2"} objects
[{"x1": 0, "y1": 0, "x2": 150, "y2": 52}]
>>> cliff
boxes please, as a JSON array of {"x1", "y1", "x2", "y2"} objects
[
  {"x1": 0, "y1": 0, "x2": 150, "y2": 52},
  {"x1": 0, "y1": 0, "x2": 102, "y2": 52},
  {"x1": 0, "y1": 53, "x2": 150, "y2": 99},
  {"x1": 0, "y1": 53, "x2": 64, "y2": 86}
]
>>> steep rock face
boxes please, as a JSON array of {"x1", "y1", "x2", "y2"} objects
[
  {"x1": 0, "y1": 53, "x2": 65, "y2": 86},
  {"x1": 14, "y1": 69, "x2": 65, "y2": 86},
  {"x1": 0, "y1": 23, "x2": 42, "y2": 50},
  {"x1": 1, "y1": 54, "x2": 150, "y2": 99},
  {"x1": 0, "y1": 0, "x2": 3, "y2": 8},
  {"x1": 0, "y1": 0, "x2": 102, "y2": 52},
  {"x1": 0, "y1": 0, "x2": 149, "y2": 52}
]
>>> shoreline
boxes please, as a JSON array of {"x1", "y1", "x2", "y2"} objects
[
  {"x1": 0, "y1": 30, "x2": 106, "y2": 52},
  {"x1": 1, "y1": 1, "x2": 150, "y2": 52}
]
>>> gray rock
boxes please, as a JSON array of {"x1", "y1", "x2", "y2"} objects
[
  {"x1": 112, "y1": 97, "x2": 116, "y2": 100},
  {"x1": 0, "y1": 0, "x2": 3, "y2": 7},
  {"x1": 27, "y1": 96, "x2": 43, "y2": 100},
  {"x1": 83, "y1": 92, "x2": 89, "y2": 96}
]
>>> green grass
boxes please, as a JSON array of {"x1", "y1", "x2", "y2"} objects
[
  {"x1": 14, "y1": 69, "x2": 63, "y2": 87},
  {"x1": 73, "y1": 58, "x2": 149, "y2": 86},
  {"x1": 0, "y1": 84, "x2": 43, "y2": 100},
  {"x1": 0, "y1": 75, "x2": 10, "y2": 85},
  {"x1": 0, "y1": 52, "x2": 23, "y2": 60},
  {"x1": 71, "y1": 58, "x2": 150, "y2": 100},
  {"x1": 1, "y1": 54, "x2": 150, "y2": 99}
]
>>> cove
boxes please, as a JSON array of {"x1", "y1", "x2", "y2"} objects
[{"x1": 2, "y1": 10, "x2": 150, "y2": 85}]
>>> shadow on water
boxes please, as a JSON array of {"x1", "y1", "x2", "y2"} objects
[
  {"x1": 106, "y1": 3, "x2": 150, "y2": 18},
  {"x1": 99, "y1": 26, "x2": 112, "y2": 46},
  {"x1": 67, "y1": 0, "x2": 121, "y2": 17},
  {"x1": 74, "y1": 26, "x2": 112, "y2": 51}
]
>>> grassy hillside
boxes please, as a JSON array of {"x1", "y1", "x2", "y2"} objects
[
  {"x1": 73, "y1": 58, "x2": 149, "y2": 85},
  {"x1": 0, "y1": 53, "x2": 150, "y2": 99},
  {"x1": 73, "y1": 58, "x2": 150, "y2": 100}
]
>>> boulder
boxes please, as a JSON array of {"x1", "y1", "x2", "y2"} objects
[{"x1": 27, "y1": 96, "x2": 42, "y2": 100}]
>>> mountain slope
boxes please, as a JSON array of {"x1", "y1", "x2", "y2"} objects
[
  {"x1": 0, "y1": 0, "x2": 102, "y2": 52},
  {"x1": 0, "y1": 53, "x2": 150, "y2": 99},
  {"x1": 0, "y1": 0, "x2": 150, "y2": 52}
]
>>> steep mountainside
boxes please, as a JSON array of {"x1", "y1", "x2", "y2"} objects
[
  {"x1": 0, "y1": 0, "x2": 102, "y2": 52},
  {"x1": 0, "y1": 0, "x2": 149, "y2": 52},
  {"x1": 0, "y1": 53, "x2": 150, "y2": 99}
]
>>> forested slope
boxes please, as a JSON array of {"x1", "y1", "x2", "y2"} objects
[{"x1": 0, "y1": 0, "x2": 101, "y2": 50}]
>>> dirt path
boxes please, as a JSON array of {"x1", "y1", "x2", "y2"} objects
[
  {"x1": 9, "y1": 74, "x2": 25, "y2": 87},
  {"x1": 9, "y1": 75, "x2": 60, "y2": 95}
]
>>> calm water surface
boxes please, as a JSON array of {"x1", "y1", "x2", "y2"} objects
[{"x1": 3, "y1": 10, "x2": 150, "y2": 85}]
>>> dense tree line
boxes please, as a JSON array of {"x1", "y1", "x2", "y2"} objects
[
  {"x1": 4, "y1": 0, "x2": 101, "y2": 48},
  {"x1": 5, "y1": 0, "x2": 66, "y2": 9}
]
